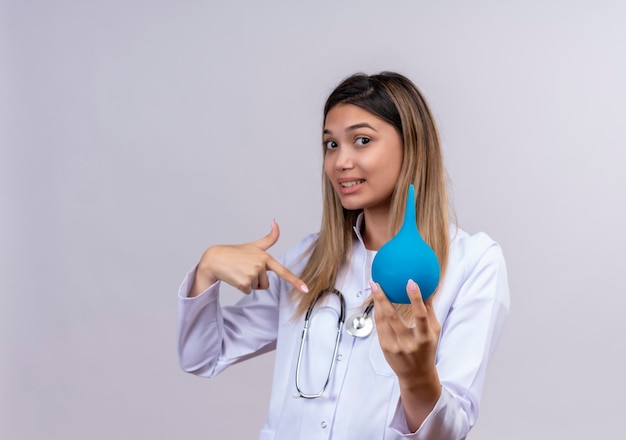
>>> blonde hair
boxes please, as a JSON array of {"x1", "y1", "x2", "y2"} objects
[{"x1": 294, "y1": 72, "x2": 449, "y2": 320}]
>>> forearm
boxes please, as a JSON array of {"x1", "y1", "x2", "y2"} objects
[
  {"x1": 390, "y1": 386, "x2": 471, "y2": 440},
  {"x1": 189, "y1": 247, "x2": 220, "y2": 298},
  {"x1": 398, "y1": 368, "x2": 442, "y2": 432}
]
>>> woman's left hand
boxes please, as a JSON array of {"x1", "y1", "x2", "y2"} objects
[
  {"x1": 371, "y1": 279, "x2": 442, "y2": 431},
  {"x1": 371, "y1": 279, "x2": 440, "y2": 380}
]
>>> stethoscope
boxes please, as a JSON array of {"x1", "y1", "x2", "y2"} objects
[{"x1": 295, "y1": 288, "x2": 375, "y2": 399}]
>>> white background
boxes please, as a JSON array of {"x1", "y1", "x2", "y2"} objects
[{"x1": 2, "y1": 1, "x2": 625, "y2": 438}]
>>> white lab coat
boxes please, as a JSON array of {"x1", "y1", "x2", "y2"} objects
[{"x1": 177, "y1": 217, "x2": 510, "y2": 439}]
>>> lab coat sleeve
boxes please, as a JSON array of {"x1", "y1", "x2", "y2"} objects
[
  {"x1": 177, "y1": 234, "x2": 316, "y2": 378},
  {"x1": 389, "y1": 388, "x2": 469, "y2": 439},
  {"x1": 389, "y1": 235, "x2": 510, "y2": 439},
  {"x1": 176, "y1": 267, "x2": 283, "y2": 377}
]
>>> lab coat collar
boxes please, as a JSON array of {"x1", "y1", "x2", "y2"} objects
[{"x1": 352, "y1": 212, "x2": 366, "y2": 247}]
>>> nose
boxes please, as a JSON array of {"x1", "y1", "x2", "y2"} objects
[{"x1": 334, "y1": 146, "x2": 354, "y2": 171}]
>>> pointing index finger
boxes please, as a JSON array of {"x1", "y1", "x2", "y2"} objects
[{"x1": 266, "y1": 256, "x2": 309, "y2": 294}]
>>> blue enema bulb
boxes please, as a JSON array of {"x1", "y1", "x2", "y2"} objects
[{"x1": 371, "y1": 184, "x2": 441, "y2": 304}]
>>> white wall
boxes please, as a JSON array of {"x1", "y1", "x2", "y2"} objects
[{"x1": 2, "y1": 1, "x2": 625, "y2": 438}]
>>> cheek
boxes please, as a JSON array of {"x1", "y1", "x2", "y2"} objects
[
  {"x1": 375, "y1": 149, "x2": 403, "y2": 183},
  {"x1": 369, "y1": 152, "x2": 400, "y2": 175},
  {"x1": 388, "y1": 145, "x2": 404, "y2": 176},
  {"x1": 323, "y1": 156, "x2": 333, "y2": 177}
]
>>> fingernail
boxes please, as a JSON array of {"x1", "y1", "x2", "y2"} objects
[
  {"x1": 301, "y1": 284, "x2": 309, "y2": 293},
  {"x1": 369, "y1": 280, "x2": 379, "y2": 293},
  {"x1": 407, "y1": 279, "x2": 418, "y2": 291}
]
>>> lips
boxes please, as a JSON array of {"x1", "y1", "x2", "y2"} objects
[
  {"x1": 340, "y1": 179, "x2": 365, "y2": 188},
  {"x1": 337, "y1": 179, "x2": 365, "y2": 195}
]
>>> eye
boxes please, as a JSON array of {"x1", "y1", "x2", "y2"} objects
[
  {"x1": 355, "y1": 137, "x2": 371, "y2": 146},
  {"x1": 324, "y1": 140, "x2": 338, "y2": 150}
]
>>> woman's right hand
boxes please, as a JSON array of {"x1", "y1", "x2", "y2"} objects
[{"x1": 189, "y1": 220, "x2": 309, "y2": 297}]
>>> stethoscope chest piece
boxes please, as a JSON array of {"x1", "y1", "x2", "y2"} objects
[
  {"x1": 345, "y1": 313, "x2": 373, "y2": 338},
  {"x1": 345, "y1": 301, "x2": 375, "y2": 338}
]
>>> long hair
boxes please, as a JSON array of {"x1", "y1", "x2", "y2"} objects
[{"x1": 293, "y1": 72, "x2": 450, "y2": 320}]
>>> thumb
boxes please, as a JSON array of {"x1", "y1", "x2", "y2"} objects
[{"x1": 253, "y1": 219, "x2": 280, "y2": 251}]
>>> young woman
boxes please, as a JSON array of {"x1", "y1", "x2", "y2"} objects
[{"x1": 177, "y1": 72, "x2": 510, "y2": 439}]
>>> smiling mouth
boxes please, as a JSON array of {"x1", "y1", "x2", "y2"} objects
[{"x1": 340, "y1": 180, "x2": 365, "y2": 188}]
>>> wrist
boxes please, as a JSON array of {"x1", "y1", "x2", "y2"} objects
[
  {"x1": 190, "y1": 249, "x2": 220, "y2": 297},
  {"x1": 196, "y1": 266, "x2": 219, "y2": 287},
  {"x1": 197, "y1": 246, "x2": 220, "y2": 283},
  {"x1": 397, "y1": 370, "x2": 441, "y2": 432},
  {"x1": 398, "y1": 369, "x2": 441, "y2": 403}
]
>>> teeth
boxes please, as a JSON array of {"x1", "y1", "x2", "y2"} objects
[{"x1": 340, "y1": 180, "x2": 364, "y2": 188}]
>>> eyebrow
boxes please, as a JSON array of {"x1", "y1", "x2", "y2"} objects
[{"x1": 323, "y1": 122, "x2": 378, "y2": 135}]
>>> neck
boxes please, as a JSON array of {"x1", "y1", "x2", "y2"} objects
[{"x1": 361, "y1": 208, "x2": 392, "y2": 250}]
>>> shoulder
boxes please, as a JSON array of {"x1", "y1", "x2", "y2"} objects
[
  {"x1": 444, "y1": 225, "x2": 509, "y2": 301},
  {"x1": 448, "y1": 225, "x2": 506, "y2": 275},
  {"x1": 442, "y1": 224, "x2": 510, "y2": 309}
]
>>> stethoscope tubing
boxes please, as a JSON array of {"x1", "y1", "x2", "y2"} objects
[
  {"x1": 295, "y1": 289, "x2": 345, "y2": 399},
  {"x1": 294, "y1": 289, "x2": 374, "y2": 399}
]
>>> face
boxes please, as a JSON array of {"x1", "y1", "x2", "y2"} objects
[{"x1": 323, "y1": 104, "x2": 403, "y2": 214}]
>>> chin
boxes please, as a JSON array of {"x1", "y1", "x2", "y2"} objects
[{"x1": 339, "y1": 200, "x2": 367, "y2": 211}]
